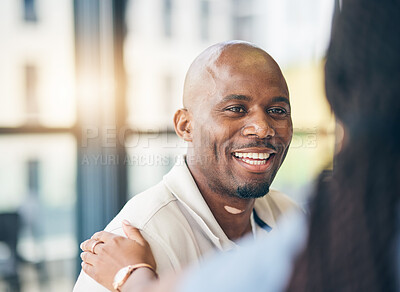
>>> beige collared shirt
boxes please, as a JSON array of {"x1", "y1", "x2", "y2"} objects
[{"x1": 73, "y1": 156, "x2": 299, "y2": 291}]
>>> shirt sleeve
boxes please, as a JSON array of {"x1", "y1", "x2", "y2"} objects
[
  {"x1": 177, "y1": 210, "x2": 308, "y2": 292},
  {"x1": 73, "y1": 270, "x2": 109, "y2": 292}
]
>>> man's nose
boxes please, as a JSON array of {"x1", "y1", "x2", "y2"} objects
[{"x1": 241, "y1": 115, "x2": 275, "y2": 139}]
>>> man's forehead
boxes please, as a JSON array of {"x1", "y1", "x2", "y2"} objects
[
  {"x1": 210, "y1": 61, "x2": 286, "y2": 84},
  {"x1": 214, "y1": 45, "x2": 272, "y2": 68},
  {"x1": 183, "y1": 41, "x2": 287, "y2": 108},
  {"x1": 207, "y1": 46, "x2": 285, "y2": 83},
  {"x1": 207, "y1": 60, "x2": 289, "y2": 97},
  {"x1": 220, "y1": 94, "x2": 290, "y2": 105}
]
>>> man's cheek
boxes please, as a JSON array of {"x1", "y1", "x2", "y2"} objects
[
  {"x1": 191, "y1": 128, "x2": 207, "y2": 149},
  {"x1": 275, "y1": 125, "x2": 292, "y2": 141}
]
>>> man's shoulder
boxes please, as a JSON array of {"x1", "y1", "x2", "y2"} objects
[
  {"x1": 266, "y1": 189, "x2": 299, "y2": 211},
  {"x1": 103, "y1": 178, "x2": 204, "y2": 273},
  {"x1": 254, "y1": 189, "x2": 301, "y2": 228},
  {"x1": 73, "y1": 181, "x2": 181, "y2": 292},
  {"x1": 105, "y1": 180, "x2": 178, "y2": 232}
]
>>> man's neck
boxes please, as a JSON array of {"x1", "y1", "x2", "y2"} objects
[
  {"x1": 186, "y1": 159, "x2": 255, "y2": 241},
  {"x1": 201, "y1": 189, "x2": 255, "y2": 241}
]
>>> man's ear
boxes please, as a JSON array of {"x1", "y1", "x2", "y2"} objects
[{"x1": 174, "y1": 108, "x2": 193, "y2": 142}]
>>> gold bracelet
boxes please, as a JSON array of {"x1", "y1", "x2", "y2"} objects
[{"x1": 112, "y1": 263, "x2": 158, "y2": 291}]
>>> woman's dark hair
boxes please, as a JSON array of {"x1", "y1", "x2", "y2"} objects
[{"x1": 287, "y1": 0, "x2": 400, "y2": 291}]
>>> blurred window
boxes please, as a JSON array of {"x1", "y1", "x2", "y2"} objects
[
  {"x1": 23, "y1": 0, "x2": 38, "y2": 22},
  {"x1": 200, "y1": 0, "x2": 210, "y2": 41},
  {"x1": 231, "y1": 0, "x2": 255, "y2": 41},
  {"x1": 231, "y1": 0, "x2": 254, "y2": 41},
  {"x1": 0, "y1": 134, "x2": 77, "y2": 291},
  {"x1": 1, "y1": 0, "x2": 77, "y2": 290},
  {"x1": 24, "y1": 64, "x2": 39, "y2": 124},
  {"x1": 163, "y1": 0, "x2": 173, "y2": 38},
  {"x1": 233, "y1": 15, "x2": 253, "y2": 40},
  {"x1": 27, "y1": 159, "x2": 40, "y2": 193}
]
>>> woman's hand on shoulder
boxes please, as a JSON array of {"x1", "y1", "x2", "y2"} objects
[{"x1": 80, "y1": 220, "x2": 157, "y2": 291}]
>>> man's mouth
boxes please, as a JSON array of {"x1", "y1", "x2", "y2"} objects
[
  {"x1": 232, "y1": 152, "x2": 271, "y2": 165},
  {"x1": 231, "y1": 149, "x2": 276, "y2": 173}
]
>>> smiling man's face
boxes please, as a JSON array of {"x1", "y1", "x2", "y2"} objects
[{"x1": 183, "y1": 43, "x2": 292, "y2": 199}]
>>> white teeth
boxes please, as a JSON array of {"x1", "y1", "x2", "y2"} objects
[
  {"x1": 242, "y1": 159, "x2": 267, "y2": 165},
  {"x1": 261, "y1": 153, "x2": 270, "y2": 159},
  {"x1": 234, "y1": 152, "x2": 271, "y2": 160}
]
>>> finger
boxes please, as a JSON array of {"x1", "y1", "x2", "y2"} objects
[
  {"x1": 122, "y1": 220, "x2": 146, "y2": 246},
  {"x1": 80, "y1": 239, "x2": 96, "y2": 252},
  {"x1": 80, "y1": 238, "x2": 104, "y2": 254},
  {"x1": 81, "y1": 261, "x2": 95, "y2": 278},
  {"x1": 80, "y1": 239, "x2": 89, "y2": 251},
  {"x1": 80, "y1": 251, "x2": 97, "y2": 265},
  {"x1": 91, "y1": 231, "x2": 117, "y2": 243}
]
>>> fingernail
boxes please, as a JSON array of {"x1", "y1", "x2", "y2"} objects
[
  {"x1": 122, "y1": 219, "x2": 130, "y2": 225},
  {"x1": 80, "y1": 243, "x2": 83, "y2": 250},
  {"x1": 81, "y1": 262, "x2": 84, "y2": 267}
]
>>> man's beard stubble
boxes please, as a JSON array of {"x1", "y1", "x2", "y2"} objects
[
  {"x1": 235, "y1": 182, "x2": 270, "y2": 199},
  {"x1": 208, "y1": 175, "x2": 271, "y2": 199}
]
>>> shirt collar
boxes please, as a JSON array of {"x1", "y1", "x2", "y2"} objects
[
  {"x1": 254, "y1": 197, "x2": 277, "y2": 230},
  {"x1": 163, "y1": 156, "x2": 236, "y2": 250}
]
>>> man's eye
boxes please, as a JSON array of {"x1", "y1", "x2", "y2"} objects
[
  {"x1": 267, "y1": 108, "x2": 287, "y2": 115},
  {"x1": 227, "y1": 106, "x2": 246, "y2": 113}
]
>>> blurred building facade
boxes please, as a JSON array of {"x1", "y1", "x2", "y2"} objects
[
  {"x1": 0, "y1": 0, "x2": 76, "y2": 127},
  {"x1": 125, "y1": 0, "x2": 333, "y2": 128},
  {"x1": 0, "y1": 0, "x2": 334, "y2": 291},
  {"x1": 0, "y1": 0, "x2": 76, "y2": 291}
]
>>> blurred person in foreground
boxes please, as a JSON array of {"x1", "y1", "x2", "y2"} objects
[
  {"x1": 74, "y1": 40, "x2": 300, "y2": 292},
  {"x1": 80, "y1": 0, "x2": 400, "y2": 291}
]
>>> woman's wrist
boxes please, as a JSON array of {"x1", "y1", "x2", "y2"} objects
[{"x1": 121, "y1": 266, "x2": 159, "y2": 292}]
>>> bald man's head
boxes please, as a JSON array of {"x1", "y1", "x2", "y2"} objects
[
  {"x1": 182, "y1": 40, "x2": 288, "y2": 111},
  {"x1": 174, "y1": 40, "x2": 292, "y2": 200}
]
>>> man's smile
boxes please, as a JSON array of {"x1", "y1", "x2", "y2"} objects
[
  {"x1": 233, "y1": 152, "x2": 270, "y2": 164},
  {"x1": 231, "y1": 148, "x2": 277, "y2": 173}
]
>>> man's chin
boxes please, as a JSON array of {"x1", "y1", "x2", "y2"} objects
[{"x1": 234, "y1": 183, "x2": 270, "y2": 199}]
